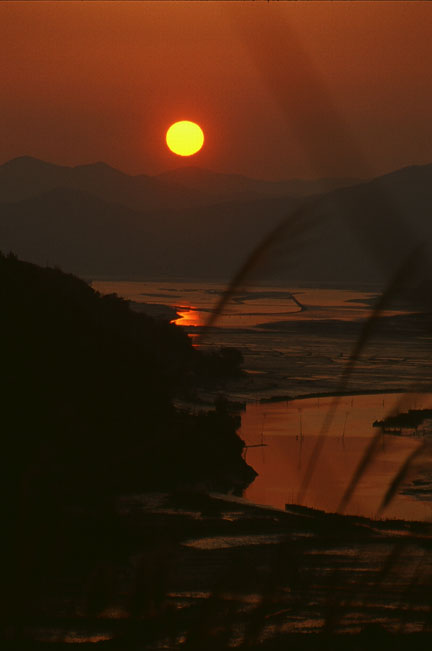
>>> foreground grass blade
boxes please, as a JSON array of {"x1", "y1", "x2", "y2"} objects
[
  {"x1": 198, "y1": 203, "x2": 318, "y2": 338},
  {"x1": 377, "y1": 441, "x2": 432, "y2": 516},
  {"x1": 299, "y1": 245, "x2": 424, "y2": 507}
]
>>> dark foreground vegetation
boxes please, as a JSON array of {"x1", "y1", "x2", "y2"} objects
[
  {"x1": 3, "y1": 493, "x2": 432, "y2": 650},
  {"x1": 374, "y1": 408, "x2": 432, "y2": 433},
  {"x1": 1, "y1": 252, "x2": 431, "y2": 649},
  {"x1": 0, "y1": 252, "x2": 256, "y2": 643},
  {"x1": 1, "y1": 251, "x2": 253, "y2": 493}
]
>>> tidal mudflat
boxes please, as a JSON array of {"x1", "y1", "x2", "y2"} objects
[
  {"x1": 241, "y1": 392, "x2": 432, "y2": 521},
  {"x1": 94, "y1": 281, "x2": 432, "y2": 521}
]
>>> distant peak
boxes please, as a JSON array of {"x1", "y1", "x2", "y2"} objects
[
  {"x1": 1, "y1": 156, "x2": 129, "y2": 177},
  {"x1": 3, "y1": 155, "x2": 59, "y2": 169},
  {"x1": 383, "y1": 162, "x2": 432, "y2": 177},
  {"x1": 73, "y1": 160, "x2": 127, "y2": 176}
]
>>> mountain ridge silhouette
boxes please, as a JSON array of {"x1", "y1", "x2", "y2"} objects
[
  {"x1": 1, "y1": 157, "x2": 432, "y2": 282},
  {"x1": 0, "y1": 155, "x2": 363, "y2": 208}
]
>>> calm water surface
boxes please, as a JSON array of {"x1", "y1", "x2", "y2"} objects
[
  {"x1": 92, "y1": 279, "x2": 396, "y2": 328},
  {"x1": 93, "y1": 280, "x2": 432, "y2": 521},
  {"x1": 240, "y1": 393, "x2": 432, "y2": 521}
]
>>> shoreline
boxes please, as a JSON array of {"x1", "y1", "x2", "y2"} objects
[
  {"x1": 209, "y1": 490, "x2": 431, "y2": 528},
  {"x1": 16, "y1": 490, "x2": 431, "y2": 647},
  {"x1": 258, "y1": 387, "x2": 410, "y2": 404}
]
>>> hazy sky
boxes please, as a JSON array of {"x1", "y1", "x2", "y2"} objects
[{"x1": 1, "y1": 1, "x2": 432, "y2": 180}]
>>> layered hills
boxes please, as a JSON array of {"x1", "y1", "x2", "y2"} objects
[
  {"x1": 0, "y1": 156, "x2": 357, "y2": 209},
  {"x1": 1, "y1": 156, "x2": 432, "y2": 284}
]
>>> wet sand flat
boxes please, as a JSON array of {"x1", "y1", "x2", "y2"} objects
[{"x1": 241, "y1": 392, "x2": 432, "y2": 521}]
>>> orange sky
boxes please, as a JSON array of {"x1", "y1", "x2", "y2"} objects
[{"x1": 1, "y1": 1, "x2": 432, "y2": 180}]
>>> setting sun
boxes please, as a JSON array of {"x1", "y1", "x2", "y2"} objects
[{"x1": 165, "y1": 121, "x2": 204, "y2": 157}]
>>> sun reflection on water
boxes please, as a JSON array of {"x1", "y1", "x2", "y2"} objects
[{"x1": 171, "y1": 306, "x2": 203, "y2": 328}]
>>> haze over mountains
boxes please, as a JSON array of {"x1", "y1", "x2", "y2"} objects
[
  {"x1": 0, "y1": 156, "x2": 210, "y2": 211},
  {"x1": 0, "y1": 156, "x2": 359, "y2": 210},
  {"x1": 1, "y1": 155, "x2": 432, "y2": 284},
  {"x1": 156, "y1": 166, "x2": 360, "y2": 202}
]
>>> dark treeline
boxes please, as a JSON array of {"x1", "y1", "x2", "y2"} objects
[
  {"x1": 0, "y1": 251, "x2": 254, "y2": 500},
  {"x1": 1, "y1": 251, "x2": 257, "y2": 640}
]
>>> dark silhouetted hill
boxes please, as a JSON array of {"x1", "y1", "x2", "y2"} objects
[
  {"x1": 0, "y1": 253, "x2": 256, "y2": 640},
  {"x1": 155, "y1": 161, "x2": 432, "y2": 284},
  {"x1": 0, "y1": 252, "x2": 254, "y2": 506},
  {"x1": 299, "y1": 162, "x2": 432, "y2": 284}
]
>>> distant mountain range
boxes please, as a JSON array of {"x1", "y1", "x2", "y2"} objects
[
  {"x1": 156, "y1": 166, "x2": 361, "y2": 202},
  {"x1": 0, "y1": 156, "x2": 210, "y2": 211},
  {"x1": 0, "y1": 156, "x2": 361, "y2": 209},
  {"x1": 1, "y1": 155, "x2": 432, "y2": 284}
]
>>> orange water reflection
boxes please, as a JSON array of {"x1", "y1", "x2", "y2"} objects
[
  {"x1": 171, "y1": 306, "x2": 203, "y2": 327},
  {"x1": 170, "y1": 307, "x2": 207, "y2": 344},
  {"x1": 240, "y1": 393, "x2": 432, "y2": 521},
  {"x1": 93, "y1": 280, "x2": 407, "y2": 329}
]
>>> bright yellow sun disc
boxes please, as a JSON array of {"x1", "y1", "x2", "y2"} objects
[{"x1": 166, "y1": 121, "x2": 204, "y2": 156}]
